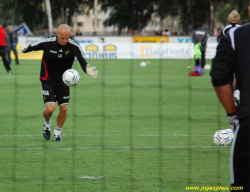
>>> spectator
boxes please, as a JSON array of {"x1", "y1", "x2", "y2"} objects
[
  {"x1": 216, "y1": 27, "x2": 221, "y2": 42},
  {"x1": 6, "y1": 25, "x2": 20, "y2": 65},
  {"x1": 150, "y1": 30, "x2": 156, "y2": 36},
  {"x1": 156, "y1": 30, "x2": 162, "y2": 36},
  {"x1": 70, "y1": 29, "x2": 74, "y2": 39},
  {"x1": 0, "y1": 21, "x2": 11, "y2": 74},
  {"x1": 172, "y1": 30, "x2": 177, "y2": 36},
  {"x1": 162, "y1": 29, "x2": 171, "y2": 36},
  {"x1": 140, "y1": 29, "x2": 147, "y2": 36},
  {"x1": 76, "y1": 28, "x2": 82, "y2": 36}
]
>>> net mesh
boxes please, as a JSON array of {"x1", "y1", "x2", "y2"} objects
[{"x1": 2, "y1": 38, "x2": 230, "y2": 192}]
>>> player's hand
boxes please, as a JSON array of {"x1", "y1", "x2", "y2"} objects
[
  {"x1": 227, "y1": 113, "x2": 237, "y2": 124},
  {"x1": 86, "y1": 64, "x2": 98, "y2": 78},
  {"x1": 226, "y1": 113, "x2": 238, "y2": 133},
  {"x1": 20, "y1": 42, "x2": 31, "y2": 53}
]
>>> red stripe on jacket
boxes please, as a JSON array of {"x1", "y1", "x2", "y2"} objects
[{"x1": 40, "y1": 58, "x2": 49, "y2": 80}]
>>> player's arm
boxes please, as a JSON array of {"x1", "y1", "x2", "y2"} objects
[
  {"x1": 210, "y1": 34, "x2": 237, "y2": 122},
  {"x1": 203, "y1": 32, "x2": 209, "y2": 45},
  {"x1": 199, "y1": 32, "x2": 209, "y2": 48},
  {"x1": 214, "y1": 84, "x2": 236, "y2": 115},
  {"x1": 20, "y1": 38, "x2": 49, "y2": 53},
  {"x1": 75, "y1": 43, "x2": 98, "y2": 78}
]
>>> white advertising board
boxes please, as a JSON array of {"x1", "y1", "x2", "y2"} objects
[
  {"x1": 18, "y1": 37, "x2": 218, "y2": 60},
  {"x1": 20, "y1": 36, "x2": 217, "y2": 44},
  {"x1": 168, "y1": 36, "x2": 217, "y2": 43},
  {"x1": 80, "y1": 43, "x2": 217, "y2": 59}
]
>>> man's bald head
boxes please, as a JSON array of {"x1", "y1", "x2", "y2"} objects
[
  {"x1": 58, "y1": 24, "x2": 71, "y2": 33},
  {"x1": 57, "y1": 24, "x2": 71, "y2": 46}
]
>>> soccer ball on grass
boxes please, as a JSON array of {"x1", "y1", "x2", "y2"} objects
[
  {"x1": 213, "y1": 129, "x2": 233, "y2": 146},
  {"x1": 204, "y1": 64, "x2": 211, "y2": 70},
  {"x1": 140, "y1": 62, "x2": 147, "y2": 67},
  {"x1": 62, "y1": 69, "x2": 80, "y2": 86}
]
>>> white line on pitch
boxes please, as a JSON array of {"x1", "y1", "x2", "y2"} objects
[
  {"x1": 79, "y1": 176, "x2": 104, "y2": 179},
  {"x1": 0, "y1": 146, "x2": 228, "y2": 151},
  {"x1": 0, "y1": 134, "x2": 213, "y2": 137}
]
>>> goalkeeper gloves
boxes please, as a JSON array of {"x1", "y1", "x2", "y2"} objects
[
  {"x1": 86, "y1": 64, "x2": 98, "y2": 78},
  {"x1": 20, "y1": 42, "x2": 32, "y2": 53},
  {"x1": 226, "y1": 112, "x2": 238, "y2": 133}
]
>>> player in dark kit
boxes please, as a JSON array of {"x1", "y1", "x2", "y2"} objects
[
  {"x1": 210, "y1": 23, "x2": 250, "y2": 190},
  {"x1": 20, "y1": 24, "x2": 98, "y2": 141},
  {"x1": 217, "y1": 10, "x2": 241, "y2": 107},
  {"x1": 190, "y1": 24, "x2": 209, "y2": 76},
  {"x1": 217, "y1": 10, "x2": 241, "y2": 42}
]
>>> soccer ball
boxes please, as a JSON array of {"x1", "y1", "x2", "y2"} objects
[
  {"x1": 140, "y1": 61, "x2": 147, "y2": 67},
  {"x1": 213, "y1": 129, "x2": 233, "y2": 146},
  {"x1": 225, "y1": 128, "x2": 233, "y2": 135},
  {"x1": 204, "y1": 64, "x2": 211, "y2": 70},
  {"x1": 62, "y1": 69, "x2": 80, "y2": 86}
]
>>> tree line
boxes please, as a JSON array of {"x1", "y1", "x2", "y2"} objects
[{"x1": 0, "y1": 0, "x2": 249, "y2": 35}]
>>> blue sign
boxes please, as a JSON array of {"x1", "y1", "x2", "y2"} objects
[
  {"x1": 177, "y1": 38, "x2": 193, "y2": 43},
  {"x1": 14, "y1": 23, "x2": 32, "y2": 36}
]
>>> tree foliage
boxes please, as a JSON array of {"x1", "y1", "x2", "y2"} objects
[
  {"x1": 49, "y1": 0, "x2": 89, "y2": 26},
  {"x1": 0, "y1": 0, "x2": 93, "y2": 32},
  {"x1": 154, "y1": 0, "x2": 211, "y2": 34},
  {"x1": 230, "y1": 0, "x2": 249, "y2": 21},
  {"x1": 0, "y1": 0, "x2": 249, "y2": 35},
  {"x1": 102, "y1": 0, "x2": 154, "y2": 32},
  {"x1": 104, "y1": 0, "x2": 226, "y2": 35},
  {"x1": 0, "y1": 0, "x2": 45, "y2": 31},
  {"x1": 215, "y1": 3, "x2": 233, "y2": 25}
]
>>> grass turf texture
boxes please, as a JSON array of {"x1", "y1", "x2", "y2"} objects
[{"x1": 0, "y1": 59, "x2": 232, "y2": 191}]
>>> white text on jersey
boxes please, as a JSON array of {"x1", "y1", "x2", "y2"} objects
[{"x1": 50, "y1": 50, "x2": 57, "y2": 54}]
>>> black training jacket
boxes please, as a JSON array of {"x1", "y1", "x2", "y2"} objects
[
  {"x1": 23, "y1": 36, "x2": 88, "y2": 85},
  {"x1": 211, "y1": 23, "x2": 250, "y2": 120},
  {"x1": 192, "y1": 28, "x2": 209, "y2": 51}
]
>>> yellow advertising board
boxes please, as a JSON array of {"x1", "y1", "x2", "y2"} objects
[
  {"x1": 17, "y1": 44, "x2": 43, "y2": 60},
  {"x1": 85, "y1": 44, "x2": 98, "y2": 51},
  {"x1": 1, "y1": 44, "x2": 43, "y2": 60},
  {"x1": 104, "y1": 44, "x2": 116, "y2": 51},
  {"x1": 133, "y1": 36, "x2": 169, "y2": 43}
]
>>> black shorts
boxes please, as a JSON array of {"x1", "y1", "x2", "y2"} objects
[{"x1": 41, "y1": 81, "x2": 70, "y2": 105}]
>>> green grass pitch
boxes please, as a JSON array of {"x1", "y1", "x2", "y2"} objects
[{"x1": 0, "y1": 59, "x2": 232, "y2": 191}]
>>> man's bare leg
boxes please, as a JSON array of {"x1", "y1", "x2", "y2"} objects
[
  {"x1": 54, "y1": 104, "x2": 68, "y2": 141},
  {"x1": 43, "y1": 103, "x2": 56, "y2": 140}
]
